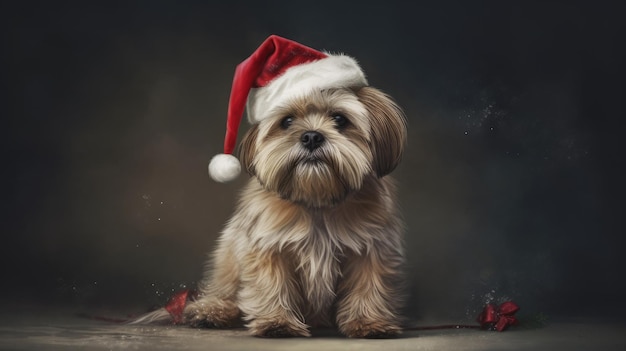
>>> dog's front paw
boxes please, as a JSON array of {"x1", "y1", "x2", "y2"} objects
[
  {"x1": 184, "y1": 299, "x2": 241, "y2": 328},
  {"x1": 339, "y1": 320, "x2": 401, "y2": 338},
  {"x1": 249, "y1": 318, "x2": 311, "y2": 338}
]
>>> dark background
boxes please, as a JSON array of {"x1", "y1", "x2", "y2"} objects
[{"x1": 2, "y1": 0, "x2": 625, "y2": 322}]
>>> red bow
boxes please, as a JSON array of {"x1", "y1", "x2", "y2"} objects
[
  {"x1": 164, "y1": 289, "x2": 195, "y2": 324},
  {"x1": 477, "y1": 301, "x2": 520, "y2": 331}
]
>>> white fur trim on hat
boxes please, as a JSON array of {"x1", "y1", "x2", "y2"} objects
[
  {"x1": 246, "y1": 54, "x2": 368, "y2": 123},
  {"x1": 208, "y1": 153, "x2": 241, "y2": 183}
]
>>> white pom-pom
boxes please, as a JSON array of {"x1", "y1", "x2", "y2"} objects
[{"x1": 208, "y1": 154, "x2": 241, "y2": 183}]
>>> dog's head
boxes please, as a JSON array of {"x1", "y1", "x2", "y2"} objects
[{"x1": 238, "y1": 86, "x2": 407, "y2": 208}]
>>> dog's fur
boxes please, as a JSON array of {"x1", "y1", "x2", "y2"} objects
[{"x1": 184, "y1": 86, "x2": 407, "y2": 338}]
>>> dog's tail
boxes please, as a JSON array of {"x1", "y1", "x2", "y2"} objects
[
  {"x1": 133, "y1": 289, "x2": 194, "y2": 325},
  {"x1": 126, "y1": 308, "x2": 172, "y2": 324},
  {"x1": 76, "y1": 307, "x2": 172, "y2": 325},
  {"x1": 79, "y1": 290, "x2": 196, "y2": 325}
]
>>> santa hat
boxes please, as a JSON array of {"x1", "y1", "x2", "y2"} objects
[{"x1": 208, "y1": 35, "x2": 368, "y2": 182}]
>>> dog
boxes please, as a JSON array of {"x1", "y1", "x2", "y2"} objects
[
  {"x1": 134, "y1": 36, "x2": 408, "y2": 338},
  {"x1": 186, "y1": 81, "x2": 408, "y2": 338}
]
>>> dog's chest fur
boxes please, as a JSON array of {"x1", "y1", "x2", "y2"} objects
[
  {"x1": 246, "y1": 205, "x2": 357, "y2": 304},
  {"x1": 226, "y1": 178, "x2": 399, "y2": 322}
]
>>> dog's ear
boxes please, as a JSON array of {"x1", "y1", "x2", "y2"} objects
[
  {"x1": 356, "y1": 87, "x2": 407, "y2": 177},
  {"x1": 238, "y1": 124, "x2": 259, "y2": 176}
]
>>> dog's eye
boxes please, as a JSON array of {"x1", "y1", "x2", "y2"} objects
[
  {"x1": 281, "y1": 116, "x2": 294, "y2": 129},
  {"x1": 332, "y1": 114, "x2": 348, "y2": 129}
]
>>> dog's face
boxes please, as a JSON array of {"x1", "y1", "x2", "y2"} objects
[{"x1": 238, "y1": 87, "x2": 407, "y2": 208}]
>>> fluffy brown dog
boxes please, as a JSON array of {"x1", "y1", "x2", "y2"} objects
[{"x1": 184, "y1": 84, "x2": 407, "y2": 337}]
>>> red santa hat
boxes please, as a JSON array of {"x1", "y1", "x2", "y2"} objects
[{"x1": 208, "y1": 35, "x2": 368, "y2": 182}]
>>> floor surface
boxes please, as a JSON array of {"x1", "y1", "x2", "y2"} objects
[{"x1": 1, "y1": 309, "x2": 625, "y2": 351}]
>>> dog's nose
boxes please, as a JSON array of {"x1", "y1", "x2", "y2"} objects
[{"x1": 301, "y1": 131, "x2": 325, "y2": 151}]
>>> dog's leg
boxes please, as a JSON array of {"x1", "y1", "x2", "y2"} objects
[
  {"x1": 184, "y1": 236, "x2": 242, "y2": 328},
  {"x1": 336, "y1": 244, "x2": 404, "y2": 338},
  {"x1": 238, "y1": 249, "x2": 310, "y2": 337}
]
